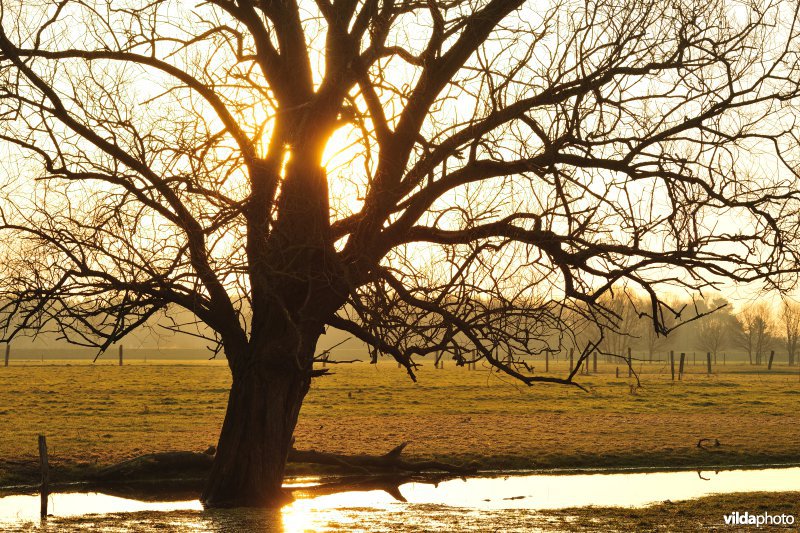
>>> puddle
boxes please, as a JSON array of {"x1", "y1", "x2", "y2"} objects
[
  {"x1": 0, "y1": 467, "x2": 798, "y2": 530},
  {"x1": 0, "y1": 492, "x2": 202, "y2": 520}
]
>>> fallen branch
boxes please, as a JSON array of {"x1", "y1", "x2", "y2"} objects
[
  {"x1": 89, "y1": 442, "x2": 476, "y2": 483},
  {"x1": 288, "y1": 441, "x2": 477, "y2": 475},
  {"x1": 92, "y1": 451, "x2": 213, "y2": 482},
  {"x1": 697, "y1": 438, "x2": 721, "y2": 450}
]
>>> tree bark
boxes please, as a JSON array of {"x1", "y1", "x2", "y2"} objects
[{"x1": 201, "y1": 361, "x2": 310, "y2": 508}]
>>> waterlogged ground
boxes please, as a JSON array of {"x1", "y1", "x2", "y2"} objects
[
  {"x1": 2, "y1": 360, "x2": 800, "y2": 484},
  {"x1": 2, "y1": 492, "x2": 799, "y2": 532},
  {"x1": 6, "y1": 506, "x2": 545, "y2": 532},
  {"x1": 2, "y1": 469, "x2": 799, "y2": 531}
]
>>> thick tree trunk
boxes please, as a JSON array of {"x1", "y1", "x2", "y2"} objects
[{"x1": 201, "y1": 363, "x2": 310, "y2": 508}]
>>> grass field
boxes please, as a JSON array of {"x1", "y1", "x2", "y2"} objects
[{"x1": 1, "y1": 358, "x2": 799, "y2": 484}]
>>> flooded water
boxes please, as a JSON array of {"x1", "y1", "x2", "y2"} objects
[{"x1": 0, "y1": 466, "x2": 798, "y2": 531}]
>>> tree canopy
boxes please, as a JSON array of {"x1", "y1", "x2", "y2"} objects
[{"x1": 2, "y1": 0, "x2": 800, "y2": 506}]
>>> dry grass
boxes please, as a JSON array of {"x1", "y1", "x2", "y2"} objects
[{"x1": 1, "y1": 359, "x2": 799, "y2": 483}]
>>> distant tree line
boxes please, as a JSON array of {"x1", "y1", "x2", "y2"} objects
[{"x1": 569, "y1": 292, "x2": 800, "y2": 366}]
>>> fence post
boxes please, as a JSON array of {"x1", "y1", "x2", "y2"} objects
[
  {"x1": 545, "y1": 351, "x2": 549, "y2": 373},
  {"x1": 679, "y1": 353, "x2": 686, "y2": 380},
  {"x1": 616, "y1": 367, "x2": 619, "y2": 378},
  {"x1": 707, "y1": 352, "x2": 712, "y2": 376},
  {"x1": 593, "y1": 352, "x2": 597, "y2": 373},
  {"x1": 3, "y1": 344, "x2": 8, "y2": 367},
  {"x1": 39, "y1": 435, "x2": 49, "y2": 519},
  {"x1": 768, "y1": 350, "x2": 775, "y2": 370},
  {"x1": 569, "y1": 348, "x2": 574, "y2": 372},
  {"x1": 670, "y1": 350, "x2": 675, "y2": 381},
  {"x1": 118, "y1": 345, "x2": 123, "y2": 367}
]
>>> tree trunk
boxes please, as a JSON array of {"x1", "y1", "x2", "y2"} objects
[{"x1": 201, "y1": 362, "x2": 310, "y2": 508}]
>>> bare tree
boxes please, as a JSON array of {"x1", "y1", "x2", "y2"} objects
[
  {"x1": 693, "y1": 296, "x2": 734, "y2": 361},
  {"x1": 640, "y1": 296, "x2": 683, "y2": 362},
  {"x1": 780, "y1": 301, "x2": 800, "y2": 365},
  {"x1": 1, "y1": 0, "x2": 800, "y2": 507},
  {"x1": 597, "y1": 289, "x2": 643, "y2": 361},
  {"x1": 735, "y1": 303, "x2": 777, "y2": 365}
]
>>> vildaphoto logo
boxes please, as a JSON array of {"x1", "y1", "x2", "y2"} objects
[{"x1": 723, "y1": 512, "x2": 795, "y2": 527}]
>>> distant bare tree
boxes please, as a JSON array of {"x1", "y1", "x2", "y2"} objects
[
  {"x1": 695, "y1": 315, "x2": 729, "y2": 362},
  {"x1": 693, "y1": 296, "x2": 734, "y2": 361},
  {"x1": 780, "y1": 301, "x2": 800, "y2": 366},
  {"x1": 642, "y1": 321, "x2": 669, "y2": 362},
  {"x1": 2, "y1": 0, "x2": 800, "y2": 507},
  {"x1": 735, "y1": 304, "x2": 777, "y2": 365},
  {"x1": 640, "y1": 296, "x2": 685, "y2": 362},
  {"x1": 598, "y1": 289, "x2": 643, "y2": 361}
]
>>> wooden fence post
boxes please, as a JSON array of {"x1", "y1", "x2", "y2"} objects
[
  {"x1": 3, "y1": 344, "x2": 8, "y2": 367},
  {"x1": 670, "y1": 351, "x2": 675, "y2": 381},
  {"x1": 569, "y1": 348, "x2": 574, "y2": 372},
  {"x1": 678, "y1": 353, "x2": 686, "y2": 380},
  {"x1": 118, "y1": 345, "x2": 123, "y2": 367},
  {"x1": 545, "y1": 351, "x2": 549, "y2": 373},
  {"x1": 707, "y1": 352, "x2": 712, "y2": 376},
  {"x1": 768, "y1": 350, "x2": 775, "y2": 370},
  {"x1": 615, "y1": 367, "x2": 619, "y2": 378},
  {"x1": 593, "y1": 352, "x2": 597, "y2": 373},
  {"x1": 39, "y1": 435, "x2": 49, "y2": 519}
]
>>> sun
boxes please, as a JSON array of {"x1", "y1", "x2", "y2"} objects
[{"x1": 322, "y1": 124, "x2": 371, "y2": 222}]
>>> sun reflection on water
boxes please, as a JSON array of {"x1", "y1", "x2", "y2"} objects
[{"x1": 282, "y1": 489, "x2": 398, "y2": 532}]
